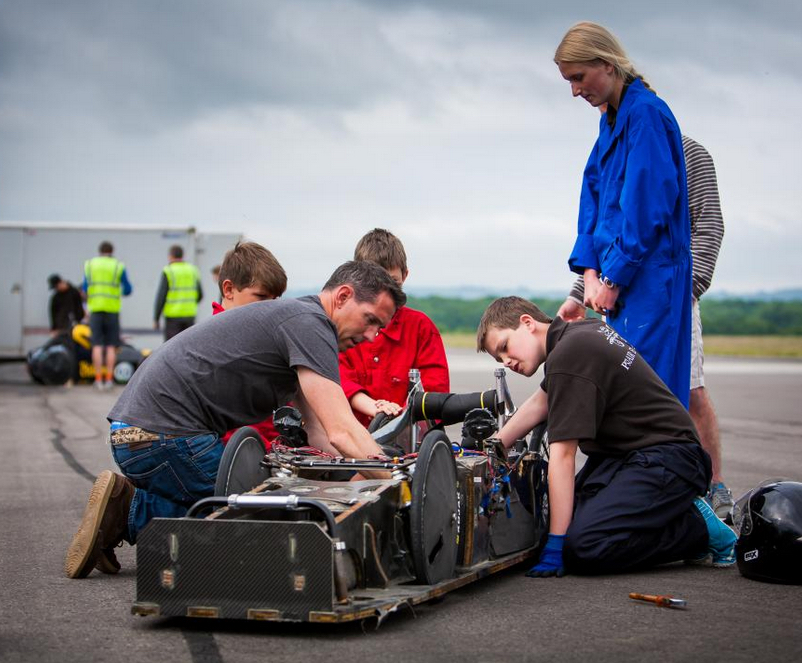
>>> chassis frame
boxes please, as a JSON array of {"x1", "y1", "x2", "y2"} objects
[{"x1": 132, "y1": 369, "x2": 549, "y2": 624}]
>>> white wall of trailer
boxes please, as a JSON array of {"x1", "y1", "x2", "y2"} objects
[{"x1": 0, "y1": 223, "x2": 241, "y2": 356}]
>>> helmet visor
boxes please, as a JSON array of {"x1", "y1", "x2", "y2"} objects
[{"x1": 731, "y1": 478, "x2": 789, "y2": 535}]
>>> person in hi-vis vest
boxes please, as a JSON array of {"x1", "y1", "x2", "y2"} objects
[
  {"x1": 153, "y1": 245, "x2": 203, "y2": 341},
  {"x1": 81, "y1": 241, "x2": 133, "y2": 390}
]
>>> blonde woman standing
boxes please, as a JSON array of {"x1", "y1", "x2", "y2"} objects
[{"x1": 555, "y1": 22, "x2": 692, "y2": 408}]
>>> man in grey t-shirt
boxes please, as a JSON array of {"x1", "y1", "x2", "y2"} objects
[{"x1": 65, "y1": 261, "x2": 405, "y2": 579}]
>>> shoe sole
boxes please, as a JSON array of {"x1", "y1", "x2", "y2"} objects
[
  {"x1": 712, "y1": 556, "x2": 736, "y2": 568},
  {"x1": 64, "y1": 471, "x2": 116, "y2": 579}
]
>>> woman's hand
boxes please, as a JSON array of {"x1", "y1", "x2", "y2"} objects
[{"x1": 584, "y1": 269, "x2": 620, "y2": 316}]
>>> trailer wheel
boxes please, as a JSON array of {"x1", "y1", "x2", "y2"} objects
[
  {"x1": 410, "y1": 430, "x2": 459, "y2": 584},
  {"x1": 214, "y1": 427, "x2": 271, "y2": 497}
]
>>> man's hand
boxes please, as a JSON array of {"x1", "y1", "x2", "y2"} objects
[
  {"x1": 526, "y1": 534, "x2": 566, "y2": 578},
  {"x1": 153, "y1": 321, "x2": 160, "y2": 331},
  {"x1": 497, "y1": 388, "x2": 548, "y2": 449},
  {"x1": 556, "y1": 298, "x2": 587, "y2": 322},
  {"x1": 297, "y1": 367, "x2": 390, "y2": 479}
]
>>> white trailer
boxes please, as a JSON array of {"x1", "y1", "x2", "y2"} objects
[{"x1": 0, "y1": 223, "x2": 242, "y2": 357}]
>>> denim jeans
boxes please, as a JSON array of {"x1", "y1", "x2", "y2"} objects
[{"x1": 110, "y1": 429, "x2": 223, "y2": 544}]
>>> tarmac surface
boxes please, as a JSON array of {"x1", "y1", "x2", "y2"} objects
[{"x1": 1, "y1": 350, "x2": 801, "y2": 663}]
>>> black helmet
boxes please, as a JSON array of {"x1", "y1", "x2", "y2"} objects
[{"x1": 732, "y1": 480, "x2": 802, "y2": 585}]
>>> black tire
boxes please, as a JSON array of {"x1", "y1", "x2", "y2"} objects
[
  {"x1": 367, "y1": 412, "x2": 392, "y2": 433},
  {"x1": 214, "y1": 427, "x2": 271, "y2": 497},
  {"x1": 410, "y1": 429, "x2": 459, "y2": 584}
]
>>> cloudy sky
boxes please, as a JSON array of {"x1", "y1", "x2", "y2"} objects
[{"x1": 2, "y1": 0, "x2": 800, "y2": 295}]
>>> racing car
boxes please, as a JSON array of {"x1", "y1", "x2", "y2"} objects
[
  {"x1": 27, "y1": 323, "x2": 149, "y2": 386},
  {"x1": 132, "y1": 368, "x2": 549, "y2": 624}
]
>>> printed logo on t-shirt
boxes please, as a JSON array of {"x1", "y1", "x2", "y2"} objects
[
  {"x1": 597, "y1": 325, "x2": 637, "y2": 370},
  {"x1": 597, "y1": 324, "x2": 625, "y2": 348},
  {"x1": 621, "y1": 346, "x2": 637, "y2": 371}
]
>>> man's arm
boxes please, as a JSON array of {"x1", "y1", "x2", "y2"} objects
[
  {"x1": 49, "y1": 295, "x2": 57, "y2": 332},
  {"x1": 71, "y1": 288, "x2": 85, "y2": 324},
  {"x1": 497, "y1": 388, "x2": 548, "y2": 449},
  {"x1": 296, "y1": 366, "x2": 385, "y2": 460},
  {"x1": 557, "y1": 276, "x2": 588, "y2": 321},
  {"x1": 684, "y1": 137, "x2": 724, "y2": 300},
  {"x1": 526, "y1": 438, "x2": 577, "y2": 579},
  {"x1": 120, "y1": 268, "x2": 133, "y2": 296},
  {"x1": 153, "y1": 272, "x2": 168, "y2": 325},
  {"x1": 547, "y1": 440, "x2": 578, "y2": 535}
]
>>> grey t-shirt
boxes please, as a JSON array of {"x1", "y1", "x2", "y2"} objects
[{"x1": 109, "y1": 296, "x2": 339, "y2": 436}]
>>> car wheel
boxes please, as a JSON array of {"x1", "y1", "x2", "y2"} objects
[
  {"x1": 214, "y1": 427, "x2": 271, "y2": 496},
  {"x1": 113, "y1": 360, "x2": 136, "y2": 384},
  {"x1": 410, "y1": 429, "x2": 459, "y2": 584}
]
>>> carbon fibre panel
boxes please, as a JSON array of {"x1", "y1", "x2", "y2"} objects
[{"x1": 136, "y1": 518, "x2": 334, "y2": 620}]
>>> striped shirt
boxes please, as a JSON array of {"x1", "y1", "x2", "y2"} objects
[{"x1": 568, "y1": 135, "x2": 724, "y2": 304}]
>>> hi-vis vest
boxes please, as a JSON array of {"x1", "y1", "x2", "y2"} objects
[
  {"x1": 163, "y1": 262, "x2": 200, "y2": 318},
  {"x1": 84, "y1": 256, "x2": 124, "y2": 313}
]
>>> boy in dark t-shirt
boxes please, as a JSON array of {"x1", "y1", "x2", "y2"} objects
[{"x1": 476, "y1": 296, "x2": 737, "y2": 577}]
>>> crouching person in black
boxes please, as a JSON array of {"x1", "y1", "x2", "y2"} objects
[{"x1": 476, "y1": 296, "x2": 736, "y2": 577}]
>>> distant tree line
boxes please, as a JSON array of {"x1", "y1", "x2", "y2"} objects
[{"x1": 406, "y1": 296, "x2": 802, "y2": 336}]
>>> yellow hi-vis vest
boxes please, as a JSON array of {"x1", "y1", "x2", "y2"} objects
[
  {"x1": 163, "y1": 262, "x2": 200, "y2": 318},
  {"x1": 85, "y1": 256, "x2": 124, "y2": 313}
]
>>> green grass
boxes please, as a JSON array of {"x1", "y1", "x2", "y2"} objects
[
  {"x1": 443, "y1": 332, "x2": 802, "y2": 358},
  {"x1": 442, "y1": 332, "x2": 480, "y2": 350},
  {"x1": 701, "y1": 335, "x2": 802, "y2": 358}
]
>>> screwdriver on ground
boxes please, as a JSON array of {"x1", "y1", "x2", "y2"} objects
[{"x1": 629, "y1": 592, "x2": 687, "y2": 609}]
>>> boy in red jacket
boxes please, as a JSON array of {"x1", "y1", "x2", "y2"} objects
[{"x1": 340, "y1": 229, "x2": 449, "y2": 426}]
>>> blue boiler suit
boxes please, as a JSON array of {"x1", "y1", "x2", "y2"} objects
[{"x1": 568, "y1": 78, "x2": 692, "y2": 407}]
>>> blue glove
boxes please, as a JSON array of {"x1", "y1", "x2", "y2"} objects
[{"x1": 526, "y1": 534, "x2": 566, "y2": 578}]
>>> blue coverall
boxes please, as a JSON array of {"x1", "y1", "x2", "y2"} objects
[{"x1": 568, "y1": 78, "x2": 692, "y2": 407}]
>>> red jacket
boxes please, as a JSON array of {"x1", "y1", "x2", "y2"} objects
[
  {"x1": 339, "y1": 306, "x2": 450, "y2": 427},
  {"x1": 213, "y1": 301, "x2": 278, "y2": 449}
]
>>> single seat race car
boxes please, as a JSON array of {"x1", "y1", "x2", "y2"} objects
[
  {"x1": 132, "y1": 368, "x2": 549, "y2": 625},
  {"x1": 27, "y1": 323, "x2": 149, "y2": 386}
]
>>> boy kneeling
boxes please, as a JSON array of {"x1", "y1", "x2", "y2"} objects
[{"x1": 476, "y1": 297, "x2": 736, "y2": 577}]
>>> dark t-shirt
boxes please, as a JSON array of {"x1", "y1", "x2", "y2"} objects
[
  {"x1": 50, "y1": 284, "x2": 85, "y2": 331},
  {"x1": 109, "y1": 295, "x2": 340, "y2": 436},
  {"x1": 541, "y1": 317, "x2": 699, "y2": 456}
]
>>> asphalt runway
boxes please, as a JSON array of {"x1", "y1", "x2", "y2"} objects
[{"x1": 1, "y1": 352, "x2": 801, "y2": 663}]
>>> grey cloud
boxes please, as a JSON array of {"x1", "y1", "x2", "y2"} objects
[{"x1": 1, "y1": 0, "x2": 427, "y2": 133}]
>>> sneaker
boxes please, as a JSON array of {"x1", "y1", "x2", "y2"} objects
[
  {"x1": 93, "y1": 379, "x2": 104, "y2": 391},
  {"x1": 707, "y1": 482, "x2": 735, "y2": 520},
  {"x1": 693, "y1": 496, "x2": 737, "y2": 567},
  {"x1": 64, "y1": 471, "x2": 134, "y2": 578}
]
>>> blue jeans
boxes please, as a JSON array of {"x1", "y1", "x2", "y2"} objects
[{"x1": 110, "y1": 429, "x2": 223, "y2": 544}]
